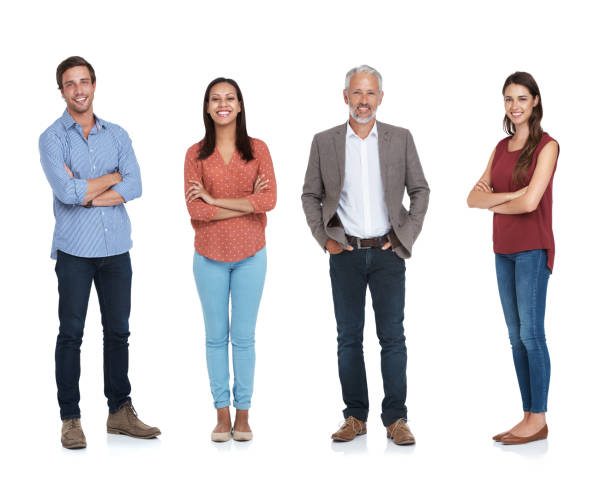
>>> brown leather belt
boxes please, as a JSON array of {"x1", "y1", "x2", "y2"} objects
[{"x1": 345, "y1": 234, "x2": 389, "y2": 249}]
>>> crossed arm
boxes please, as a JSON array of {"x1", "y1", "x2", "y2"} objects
[
  {"x1": 466, "y1": 141, "x2": 558, "y2": 214},
  {"x1": 184, "y1": 145, "x2": 276, "y2": 222},
  {"x1": 90, "y1": 130, "x2": 143, "y2": 207},
  {"x1": 62, "y1": 164, "x2": 124, "y2": 206},
  {"x1": 185, "y1": 176, "x2": 269, "y2": 221},
  {"x1": 40, "y1": 128, "x2": 142, "y2": 207}
]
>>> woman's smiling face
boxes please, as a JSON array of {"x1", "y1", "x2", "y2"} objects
[
  {"x1": 504, "y1": 83, "x2": 539, "y2": 127},
  {"x1": 207, "y1": 82, "x2": 241, "y2": 127}
]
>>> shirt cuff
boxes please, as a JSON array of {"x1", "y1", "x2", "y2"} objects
[
  {"x1": 245, "y1": 194, "x2": 273, "y2": 213},
  {"x1": 74, "y1": 179, "x2": 88, "y2": 205},
  {"x1": 112, "y1": 181, "x2": 131, "y2": 202}
]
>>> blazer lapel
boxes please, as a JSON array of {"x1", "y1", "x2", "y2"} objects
[
  {"x1": 332, "y1": 125, "x2": 347, "y2": 189},
  {"x1": 378, "y1": 122, "x2": 392, "y2": 198}
]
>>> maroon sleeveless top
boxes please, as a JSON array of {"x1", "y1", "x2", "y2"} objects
[{"x1": 490, "y1": 133, "x2": 558, "y2": 272}]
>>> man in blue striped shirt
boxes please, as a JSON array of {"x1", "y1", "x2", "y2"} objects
[{"x1": 40, "y1": 56, "x2": 160, "y2": 449}]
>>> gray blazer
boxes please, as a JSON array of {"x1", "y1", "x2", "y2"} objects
[{"x1": 301, "y1": 121, "x2": 430, "y2": 259}]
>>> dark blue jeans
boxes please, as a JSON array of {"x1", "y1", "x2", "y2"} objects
[
  {"x1": 329, "y1": 247, "x2": 407, "y2": 426},
  {"x1": 55, "y1": 250, "x2": 132, "y2": 420},
  {"x1": 495, "y1": 249, "x2": 551, "y2": 413}
]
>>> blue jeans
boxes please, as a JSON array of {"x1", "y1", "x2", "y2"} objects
[
  {"x1": 329, "y1": 247, "x2": 407, "y2": 426},
  {"x1": 55, "y1": 250, "x2": 132, "y2": 420},
  {"x1": 495, "y1": 249, "x2": 551, "y2": 413},
  {"x1": 193, "y1": 247, "x2": 266, "y2": 410}
]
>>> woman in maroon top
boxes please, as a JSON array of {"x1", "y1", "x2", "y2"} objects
[{"x1": 467, "y1": 72, "x2": 559, "y2": 445}]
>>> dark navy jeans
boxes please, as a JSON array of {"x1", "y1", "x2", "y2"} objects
[
  {"x1": 495, "y1": 249, "x2": 551, "y2": 413},
  {"x1": 329, "y1": 246, "x2": 407, "y2": 427},
  {"x1": 55, "y1": 250, "x2": 132, "y2": 420}
]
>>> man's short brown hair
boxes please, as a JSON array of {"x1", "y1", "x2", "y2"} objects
[{"x1": 56, "y1": 56, "x2": 96, "y2": 89}]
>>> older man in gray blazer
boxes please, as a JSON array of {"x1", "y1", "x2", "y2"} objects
[{"x1": 302, "y1": 65, "x2": 429, "y2": 445}]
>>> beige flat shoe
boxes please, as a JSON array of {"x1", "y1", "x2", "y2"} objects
[
  {"x1": 232, "y1": 430, "x2": 253, "y2": 441},
  {"x1": 211, "y1": 430, "x2": 232, "y2": 442}
]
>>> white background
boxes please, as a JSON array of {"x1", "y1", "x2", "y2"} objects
[{"x1": 1, "y1": 0, "x2": 610, "y2": 488}]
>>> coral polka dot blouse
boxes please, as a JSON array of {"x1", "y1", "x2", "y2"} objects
[{"x1": 184, "y1": 138, "x2": 276, "y2": 262}]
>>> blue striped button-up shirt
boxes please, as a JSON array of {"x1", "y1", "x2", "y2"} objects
[{"x1": 39, "y1": 110, "x2": 142, "y2": 259}]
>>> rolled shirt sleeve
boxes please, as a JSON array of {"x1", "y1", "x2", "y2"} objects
[
  {"x1": 39, "y1": 131, "x2": 88, "y2": 205},
  {"x1": 245, "y1": 141, "x2": 277, "y2": 213},
  {"x1": 111, "y1": 127, "x2": 142, "y2": 202},
  {"x1": 184, "y1": 145, "x2": 219, "y2": 222}
]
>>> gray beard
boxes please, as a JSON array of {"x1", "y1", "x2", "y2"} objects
[{"x1": 350, "y1": 107, "x2": 376, "y2": 124}]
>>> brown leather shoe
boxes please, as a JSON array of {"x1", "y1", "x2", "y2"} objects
[
  {"x1": 501, "y1": 424, "x2": 548, "y2": 445},
  {"x1": 386, "y1": 419, "x2": 415, "y2": 445},
  {"x1": 61, "y1": 418, "x2": 87, "y2": 449},
  {"x1": 107, "y1": 401, "x2": 161, "y2": 439},
  {"x1": 331, "y1": 416, "x2": 367, "y2": 441},
  {"x1": 492, "y1": 431, "x2": 510, "y2": 441}
]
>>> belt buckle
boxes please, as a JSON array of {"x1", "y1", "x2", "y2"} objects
[{"x1": 356, "y1": 238, "x2": 371, "y2": 250}]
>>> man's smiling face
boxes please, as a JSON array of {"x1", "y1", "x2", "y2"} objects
[{"x1": 61, "y1": 66, "x2": 96, "y2": 115}]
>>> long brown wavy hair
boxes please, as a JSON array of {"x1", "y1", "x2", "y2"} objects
[
  {"x1": 198, "y1": 77, "x2": 254, "y2": 162},
  {"x1": 502, "y1": 72, "x2": 543, "y2": 186}
]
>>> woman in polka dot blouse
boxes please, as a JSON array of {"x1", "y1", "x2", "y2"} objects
[{"x1": 185, "y1": 77, "x2": 276, "y2": 442}]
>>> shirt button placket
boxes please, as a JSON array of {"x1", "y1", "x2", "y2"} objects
[
  {"x1": 361, "y1": 139, "x2": 371, "y2": 237},
  {"x1": 89, "y1": 143, "x2": 96, "y2": 173}
]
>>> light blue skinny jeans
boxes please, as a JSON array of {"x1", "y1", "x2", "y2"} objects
[{"x1": 193, "y1": 247, "x2": 266, "y2": 410}]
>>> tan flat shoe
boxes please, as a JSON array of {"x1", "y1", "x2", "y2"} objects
[
  {"x1": 232, "y1": 430, "x2": 253, "y2": 441},
  {"x1": 211, "y1": 430, "x2": 232, "y2": 442},
  {"x1": 501, "y1": 425, "x2": 548, "y2": 445},
  {"x1": 492, "y1": 431, "x2": 510, "y2": 441}
]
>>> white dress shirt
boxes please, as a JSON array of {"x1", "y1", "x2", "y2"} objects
[{"x1": 337, "y1": 121, "x2": 391, "y2": 239}]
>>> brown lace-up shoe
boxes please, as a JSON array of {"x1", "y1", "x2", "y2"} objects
[
  {"x1": 386, "y1": 419, "x2": 415, "y2": 445},
  {"x1": 107, "y1": 401, "x2": 161, "y2": 439},
  {"x1": 61, "y1": 418, "x2": 87, "y2": 449},
  {"x1": 331, "y1": 416, "x2": 367, "y2": 441}
]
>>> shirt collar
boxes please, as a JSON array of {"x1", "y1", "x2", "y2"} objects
[
  {"x1": 346, "y1": 120, "x2": 378, "y2": 140},
  {"x1": 60, "y1": 109, "x2": 106, "y2": 131}
]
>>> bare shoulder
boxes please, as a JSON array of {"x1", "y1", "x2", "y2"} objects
[
  {"x1": 538, "y1": 135, "x2": 559, "y2": 162},
  {"x1": 542, "y1": 139, "x2": 559, "y2": 153}
]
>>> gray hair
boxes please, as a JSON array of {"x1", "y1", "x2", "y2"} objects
[{"x1": 344, "y1": 65, "x2": 383, "y2": 93}]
